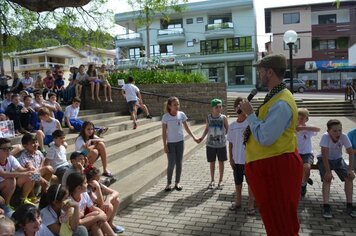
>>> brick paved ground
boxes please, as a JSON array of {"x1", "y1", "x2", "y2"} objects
[{"x1": 114, "y1": 116, "x2": 356, "y2": 236}]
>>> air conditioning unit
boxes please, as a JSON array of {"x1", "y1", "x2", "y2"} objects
[{"x1": 192, "y1": 38, "x2": 199, "y2": 44}]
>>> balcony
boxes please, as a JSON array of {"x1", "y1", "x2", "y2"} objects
[
  {"x1": 205, "y1": 22, "x2": 234, "y2": 39},
  {"x1": 157, "y1": 28, "x2": 185, "y2": 44},
  {"x1": 17, "y1": 62, "x2": 69, "y2": 71},
  {"x1": 312, "y1": 49, "x2": 348, "y2": 60},
  {"x1": 312, "y1": 22, "x2": 353, "y2": 38},
  {"x1": 116, "y1": 33, "x2": 143, "y2": 47},
  {"x1": 115, "y1": 48, "x2": 255, "y2": 69}
]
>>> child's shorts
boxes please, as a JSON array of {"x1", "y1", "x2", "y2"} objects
[
  {"x1": 233, "y1": 164, "x2": 246, "y2": 185},
  {"x1": 206, "y1": 146, "x2": 227, "y2": 162},
  {"x1": 44, "y1": 135, "x2": 53, "y2": 145},
  {"x1": 127, "y1": 101, "x2": 137, "y2": 113},
  {"x1": 55, "y1": 165, "x2": 70, "y2": 181},
  {"x1": 317, "y1": 158, "x2": 349, "y2": 181},
  {"x1": 300, "y1": 153, "x2": 314, "y2": 165}
]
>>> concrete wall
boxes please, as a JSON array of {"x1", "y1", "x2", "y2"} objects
[{"x1": 81, "y1": 83, "x2": 227, "y2": 123}]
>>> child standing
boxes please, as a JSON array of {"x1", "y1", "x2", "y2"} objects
[
  {"x1": 347, "y1": 128, "x2": 356, "y2": 171},
  {"x1": 199, "y1": 98, "x2": 229, "y2": 190},
  {"x1": 296, "y1": 108, "x2": 320, "y2": 197},
  {"x1": 317, "y1": 119, "x2": 356, "y2": 218},
  {"x1": 66, "y1": 172, "x2": 116, "y2": 236},
  {"x1": 45, "y1": 130, "x2": 70, "y2": 182},
  {"x1": 162, "y1": 96, "x2": 198, "y2": 191},
  {"x1": 226, "y1": 97, "x2": 255, "y2": 214}
]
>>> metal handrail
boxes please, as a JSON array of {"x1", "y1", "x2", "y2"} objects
[
  {"x1": 112, "y1": 86, "x2": 210, "y2": 105},
  {"x1": 345, "y1": 84, "x2": 355, "y2": 101}
]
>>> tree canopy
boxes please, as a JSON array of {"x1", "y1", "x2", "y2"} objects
[{"x1": 7, "y1": 0, "x2": 92, "y2": 12}]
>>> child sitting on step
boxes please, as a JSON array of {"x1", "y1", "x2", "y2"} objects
[
  {"x1": 85, "y1": 165, "x2": 124, "y2": 234},
  {"x1": 75, "y1": 121, "x2": 111, "y2": 178}
]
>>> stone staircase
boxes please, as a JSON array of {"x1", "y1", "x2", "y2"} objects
[
  {"x1": 226, "y1": 97, "x2": 355, "y2": 117},
  {"x1": 9, "y1": 109, "x2": 206, "y2": 211}
]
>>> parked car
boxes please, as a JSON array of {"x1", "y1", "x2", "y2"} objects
[{"x1": 283, "y1": 79, "x2": 306, "y2": 93}]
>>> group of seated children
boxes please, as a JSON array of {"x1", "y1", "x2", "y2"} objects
[
  {"x1": 0, "y1": 128, "x2": 124, "y2": 235},
  {"x1": 227, "y1": 97, "x2": 356, "y2": 219}
]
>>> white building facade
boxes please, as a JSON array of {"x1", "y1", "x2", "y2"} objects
[{"x1": 114, "y1": 0, "x2": 257, "y2": 89}]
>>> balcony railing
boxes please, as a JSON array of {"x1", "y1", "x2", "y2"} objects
[
  {"x1": 205, "y1": 22, "x2": 233, "y2": 31},
  {"x1": 116, "y1": 33, "x2": 141, "y2": 40},
  {"x1": 158, "y1": 28, "x2": 184, "y2": 35},
  {"x1": 18, "y1": 62, "x2": 69, "y2": 70}
]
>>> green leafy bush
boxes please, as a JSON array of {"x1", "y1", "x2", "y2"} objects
[{"x1": 109, "y1": 70, "x2": 207, "y2": 85}]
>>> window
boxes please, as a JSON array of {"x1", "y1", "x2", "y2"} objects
[
  {"x1": 187, "y1": 41, "x2": 194, "y2": 47},
  {"x1": 186, "y1": 18, "x2": 193, "y2": 24},
  {"x1": 226, "y1": 36, "x2": 252, "y2": 52},
  {"x1": 200, "y1": 39, "x2": 224, "y2": 55},
  {"x1": 197, "y1": 17, "x2": 203, "y2": 23},
  {"x1": 318, "y1": 14, "x2": 336, "y2": 24},
  {"x1": 129, "y1": 47, "x2": 144, "y2": 59},
  {"x1": 283, "y1": 12, "x2": 300, "y2": 24},
  {"x1": 160, "y1": 44, "x2": 173, "y2": 56},
  {"x1": 313, "y1": 39, "x2": 336, "y2": 50},
  {"x1": 283, "y1": 38, "x2": 301, "y2": 50},
  {"x1": 150, "y1": 45, "x2": 160, "y2": 56},
  {"x1": 161, "y1": 19, "x2": 182, "y2": 29}
]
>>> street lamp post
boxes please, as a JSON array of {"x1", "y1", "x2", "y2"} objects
[{"x1": 283, "y1": 30, "x2": 298, "y2": 94}]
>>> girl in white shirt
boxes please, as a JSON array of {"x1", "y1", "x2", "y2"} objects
[
  {"x1": 67, "y1": 172, "x2": 115, "y2": 236},
  {"x1": 75, "y1": 121, "x2": 111, "y2": 177},
  {"x1": 39, "y1": 184, "x2": 87, "y2": 236},
  {"x1": 162, "y1": 96, "x2": 198, "y2": 191}
]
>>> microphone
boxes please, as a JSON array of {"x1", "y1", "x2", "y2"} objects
[{"x1": 237, "y1": 89, "x2": 258, "y2": 114}]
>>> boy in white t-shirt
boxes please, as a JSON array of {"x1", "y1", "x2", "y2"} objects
[
  {"x1": 64, "y1": 97, "x2": 107, "y2": 136},
  {"x1": 296, "y1": 108, "x2": 320, "y2": 197},
  {"x1": 45, "y1": 130, "x2": 70, "y2": 182},
  {"x1": 121, "y1": 76, "x2": 151, "y2": 129},
  {"x1": 317, "y1": 119, "x2": 356, "y2": 219},
  {"x1": 0, "y1": 138, "x2": 34, "y2": 216},
  {"x1": 226, "y1": 97, "x2": 255, "y2": 214}
]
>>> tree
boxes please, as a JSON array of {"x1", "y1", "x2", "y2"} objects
[
  {"x1": 127, "y1": 0, "x2": 187, "y2": 66},
  {"x1": 0, "y1": 0, "x2": 112, "y2": 74},
  {"x1": 7, "y1": 0, "x2": 92, "y2": 12}
]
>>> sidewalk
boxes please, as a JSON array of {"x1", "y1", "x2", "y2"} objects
[{"x1": 114, "y1": 116, "x2": 356, "y2": 236}]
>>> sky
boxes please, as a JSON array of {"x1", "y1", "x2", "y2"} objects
[{"x1": 108, "y1": 0, "x2": 335, "y2": 50}]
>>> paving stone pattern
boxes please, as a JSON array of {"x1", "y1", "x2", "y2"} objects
[{"x1": 114, "y1": 116, "x2": 356, "y2": 236}]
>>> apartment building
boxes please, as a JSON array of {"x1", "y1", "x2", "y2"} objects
[
  {"x1": 114, "y1": 0, "x2": 257, "y2": 88},
  {"x1": 265, "y1": 0, "x2": 356, "y2": 91}
]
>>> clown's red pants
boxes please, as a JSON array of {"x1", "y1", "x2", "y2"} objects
[{"x1": 246, "y1": 150, "x2": 303, "y2": 236}]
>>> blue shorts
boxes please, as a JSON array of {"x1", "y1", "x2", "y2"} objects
[
  {"x1": 300, "y1": 153, "x2": 314, "y2": 165},
  {"x1": 44, "y1": 135, "x2": 53, "y2": 145},
  {"x1": 317, "y1": 158, "x2": 348, "y2": 182}
]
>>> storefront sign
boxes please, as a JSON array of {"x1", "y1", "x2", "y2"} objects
[{"x1": 305, "y1": 60, "x2": 356, "y2": 71}]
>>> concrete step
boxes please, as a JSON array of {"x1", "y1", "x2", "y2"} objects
[
  {"x1": 78, "y1": 112, "x2": 124, "y2": 121},
  {"x1": 66, "y1": 119, "x2": 162, "y2": 155},
  {"x1": 77, "y1": 109, "x2": 103, "y2": 116},
  {"x1": 109, "y1": 124, "x2": 206, "y2": 211},
  {"x1": 94, "y1": 124, "x2": 205, "y2": 181}
]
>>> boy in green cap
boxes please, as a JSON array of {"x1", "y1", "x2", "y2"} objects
[{"x1": 199, "y1": 98, "x2": 229, "y2": 189}]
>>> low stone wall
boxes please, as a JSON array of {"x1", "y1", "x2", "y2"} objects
[{"x1": 81, "y1": 83, "x2": 227, "y2": 123}]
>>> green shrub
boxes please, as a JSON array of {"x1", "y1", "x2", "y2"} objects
[{"x1": 109, "y1": 69, "x2": 207, "y2": 85}]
